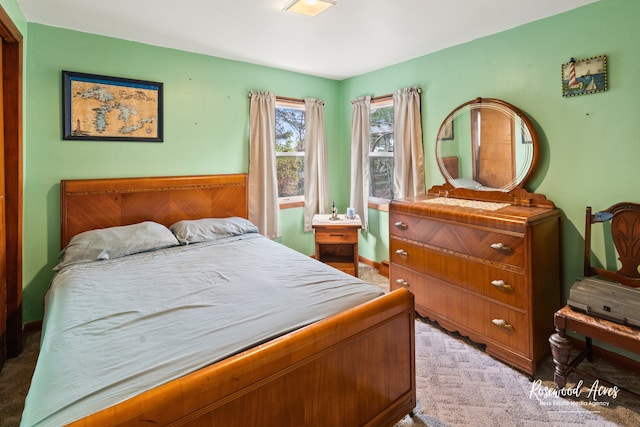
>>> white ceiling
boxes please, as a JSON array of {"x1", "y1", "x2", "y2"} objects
[{"x1": 16, "y1": 0, "x2": 598, "y2": 80}]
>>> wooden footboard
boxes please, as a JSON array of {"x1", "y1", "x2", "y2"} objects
[{"x1": 68, "y1": 288, "x2": 415, "y2": 427}]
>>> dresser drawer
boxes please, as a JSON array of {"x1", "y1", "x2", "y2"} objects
[
  {"x1": 390, "y1": 238, "x2": 526, "y2": 309},
  {"x1": 462, "y1": 291, "x2": 530, "y2": 356},
  {"x1": 484, "y1": 300, "x2": 530, "y2": 355},
  {"x1": 389, "y1": 264, "x2": 416, "y2": 294},
  {"x1": 391, "y1": 265, "x2": 466, "y2": 326},
  {"x1": 400, "y1": 270, "x2": 530, "y2": 355},
  {"x1": 390, "y1": 212, "x2": 524, "y2": 268},
  {"x1": 314, "y1": 229, "x2": 358, "y2": 244}
]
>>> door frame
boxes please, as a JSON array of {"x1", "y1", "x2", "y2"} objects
[{"x1": 0, "y1": 5, "x2": 23, "y2": 358}]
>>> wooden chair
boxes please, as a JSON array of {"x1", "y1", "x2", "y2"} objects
[
  {"x1": 583, "y1": 202, "x2": 640, "y2": 288},
  {"x1": 549, "y1": 202, "x2": 640, "y2": 389}
]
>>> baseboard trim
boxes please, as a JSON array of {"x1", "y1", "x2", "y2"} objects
[
  {"x1": 379, "y1": 260, "x2": 389, "y2": 277},
  {"x1": 567, "y1": 335, "x2": 640, "y2": 374},
  {"x1": 358, "y1": 256, "x2": 389, "y2": 278},
  {"x1": 23, "y1": 320, "x2": 42, "y2": 333}
]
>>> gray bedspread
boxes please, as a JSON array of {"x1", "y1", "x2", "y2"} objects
[{"x1": 21, "y1": 234, "x2": 383, "y2": 426}]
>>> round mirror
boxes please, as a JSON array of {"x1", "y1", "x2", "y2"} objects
[{"x1": 435, "y1": 98, "x2": 538, "y2": 192}]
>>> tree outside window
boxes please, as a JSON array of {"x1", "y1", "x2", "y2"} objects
[
  {"x1": 369, "y1": 99, "x2": 394, "y2": 200},
  {"x1": 275, "y1": 101, "x2": 305, "y2": 201}
]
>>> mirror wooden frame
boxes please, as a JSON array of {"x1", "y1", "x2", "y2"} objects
[{"x1": 430, "y1": 98, "x2": 554, "y2": 208}]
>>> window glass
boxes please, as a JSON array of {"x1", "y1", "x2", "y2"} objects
[
  {"x1": 275, "y1": 101, "x2": 305, "y2": 201},
  {"x1": 369, "y1": 99, "x2": 394, "y2": 200}
]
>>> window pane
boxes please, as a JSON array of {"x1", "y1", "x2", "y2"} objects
[
  {"x1": 369, "y1": 102, "x2": 394, "y2": 200},
  {"x1": 275, "y1": 103, "x2": 305, "y2": 199},
  {"x1": 277, "y1": 155, "x2": 304, "y2": 197},
  {"x1": 276, "y1": 106, "x2": 305, "y2": 153},
  {"x1": 370, "y1": 156, "x2": 394, "y2": 199}
]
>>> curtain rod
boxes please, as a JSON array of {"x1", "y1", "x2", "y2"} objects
[
  {"x1": 373, "y1": 87, "x2": 422, "y2": 101},
  {"x1": 250, "y1": 88, "x2": 420, "y2": 102},
  {"x1": 373, "y1": 94, "x2": 392, "y2": 101},
  {"x1": 276, "y1": 95, "x2": 304, "y2": 103},
  {"x1": 247, "y1": 92, "x2": 304, "y2": 104}
]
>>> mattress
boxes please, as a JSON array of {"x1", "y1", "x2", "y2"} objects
[{"x1": 21, "y1": 233, "x2": 384, "y2": 426}]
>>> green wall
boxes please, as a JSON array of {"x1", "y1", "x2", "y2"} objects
[
  {"x1": 22, "y1": 25, "x2": 347, "y2": 322},
  {"x1": 343, "y1": 0, "x2": 640, "y2": 299},
  {"x1": 20, "y1": 0, "x2": 640, "y2": 328}
]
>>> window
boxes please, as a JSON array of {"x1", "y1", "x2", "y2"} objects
[
  {"x1": 275, "y1": 99, "x2": 305, "y2": 203},
  {"x1": 369, "y1": 98, "x2": 394, "y2": 201}
]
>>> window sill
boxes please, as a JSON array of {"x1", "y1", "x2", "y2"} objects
[
  {"x1": 279, "y1": 200, "x2": 304, "y2": 209},
  {"x1": 368, "y1": 200, "x2": 390, "y2": 212}
]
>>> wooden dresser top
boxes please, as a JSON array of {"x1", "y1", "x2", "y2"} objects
[{"x1": 390, "y1": 195, "x2": 560, "y2": 233}]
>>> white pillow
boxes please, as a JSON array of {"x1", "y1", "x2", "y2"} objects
[
  {"x1": 450, "y1": 178, "x2": 482, "y2": 189},
  {"x1": 55, "y1": 221, "x2": 179, "y2": 270},
  {"x1": 170, "y1": 217, "x2": 258, "y2": 245}
]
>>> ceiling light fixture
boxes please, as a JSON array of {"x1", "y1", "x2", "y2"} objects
[{"x1": 283, "y1": 0, "x2": 336, "y2": 17}]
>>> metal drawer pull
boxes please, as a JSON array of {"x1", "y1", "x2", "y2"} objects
[
  {"x1": 490, "y1": 242, "x2": 512, "y2": 252},
  {"x1": 395, "y1": 278, "x2": 409, "y2": 287},
  {"x1": 492, "y1": 318, "x2": 515, "y2": 331},
  {"x1": 329, "y1": 233, "x2": 344, "y2": 237},
  {"x1": 490, "y1": 279, "x2": 514, "y2": 293},
  {"x1": 395, "y1": 249, "x2": 408, "y2": 257},
  {"x1": 394, "y1": 221, "x2": 408, "y2": 230}
]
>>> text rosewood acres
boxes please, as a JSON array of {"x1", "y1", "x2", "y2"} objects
[{"x1": 529, "y1": 379, "x2": 619, "y2": 406}]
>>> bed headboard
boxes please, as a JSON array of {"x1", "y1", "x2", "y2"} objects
[
  {"x1": 441, "y1": 156, "x2": 459, "y2": 179},
  {"x1": 60, "y1": 174, "x2": 248, "y2": 247}
]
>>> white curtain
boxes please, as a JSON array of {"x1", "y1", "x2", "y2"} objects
[
  {"x1": 393, "y1": 87, "x2": 426, "y2": 199},
  {"x1": 248, "y1": 90, "x2": 279, "y2": 238},
  {"x1": 349, "y1": 96, "x2": 371, "y2": 231},
  {"x1": 303, "y1": 98, "x2": 329, "y2": 231}
]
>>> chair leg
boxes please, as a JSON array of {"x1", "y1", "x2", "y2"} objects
[
  {"x1": 549, "y1": 329, "x2": 572, "y2": 389},
  {"x1": 585, "y1": 337, "x2": 593, "y2": 362}
]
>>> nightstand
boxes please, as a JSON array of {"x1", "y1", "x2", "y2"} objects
[{"x1": 312, "y1": 214, "x2": 361, "y2": 277}]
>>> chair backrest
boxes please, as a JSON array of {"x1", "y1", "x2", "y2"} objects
[{"x1": 584, "y1": 202, "x2": 640, "y2": 288}]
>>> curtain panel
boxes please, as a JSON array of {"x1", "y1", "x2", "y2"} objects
[
  {"x1": 393, "y1": 86, "x2": 426, "y2": 199},
  {"x1": 248, "y1": 90, "x2": 279, "y2": 238},
  {"x1": 303, "y1": 98, "x2": 329, "y2": 232},
  {"x1": 349, "y1": 96, "x2": 371, "y2": 231}
]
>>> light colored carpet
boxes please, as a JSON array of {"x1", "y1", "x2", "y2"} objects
[
  {"x1": 360, "y1": 265, "x2": 640, "y2": 427},
  {"x1": 394, "y1": 318, "x2": 640, "y2": 427},
  {"x1": 2, "y1": 266, "x2": 639, "y2": 426},
  {"x1": 0, "y1": 329, "x2": 39, "y2": 427},
  {"x1": 361, "y1": 264, "x2": 640, "y2": 426}
]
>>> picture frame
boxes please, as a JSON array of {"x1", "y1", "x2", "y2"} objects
[
  {"x1": 561, "y1": 55, "x2": 607, "y2": 97},
  {"x1": 62, "y1": 71, "x2": 163, "y2": 141},
  {"x1": 441, "y1": 120, "x2": 454, "y2": 140}
]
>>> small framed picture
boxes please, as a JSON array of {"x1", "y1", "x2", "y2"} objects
[
  {"x1": 62, "y1": 71, "x2": 164, "y2": 141},
  {"x1": 440, "y1": 120, "x2": 454, "y2": 140},
  {"x1": 561, "y1": 55, "x2": 607, "y2": 97}
]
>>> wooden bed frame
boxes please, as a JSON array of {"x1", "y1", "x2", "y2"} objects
[{"x1": 58, "y1": 174, "x2": 416, "y2": 426}]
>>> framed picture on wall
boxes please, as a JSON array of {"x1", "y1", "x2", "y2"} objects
[
  {"x1": 440, "y1": 120, "x2": 454, "y2": 140},
  {"x1": 62, "y1": 71, "x2": 164, "y2": 141},
  {"x1": 561, "y1": 55, "x2": 607, "y2": 97}
]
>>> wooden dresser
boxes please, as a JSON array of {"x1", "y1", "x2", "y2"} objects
[{"x1": 389, "y1": 195, "x2": 562, "y2": 376}]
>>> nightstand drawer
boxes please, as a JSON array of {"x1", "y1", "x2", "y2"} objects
[{"x1": 315, "y1": 229, "x2": 358, "y2": 244}]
